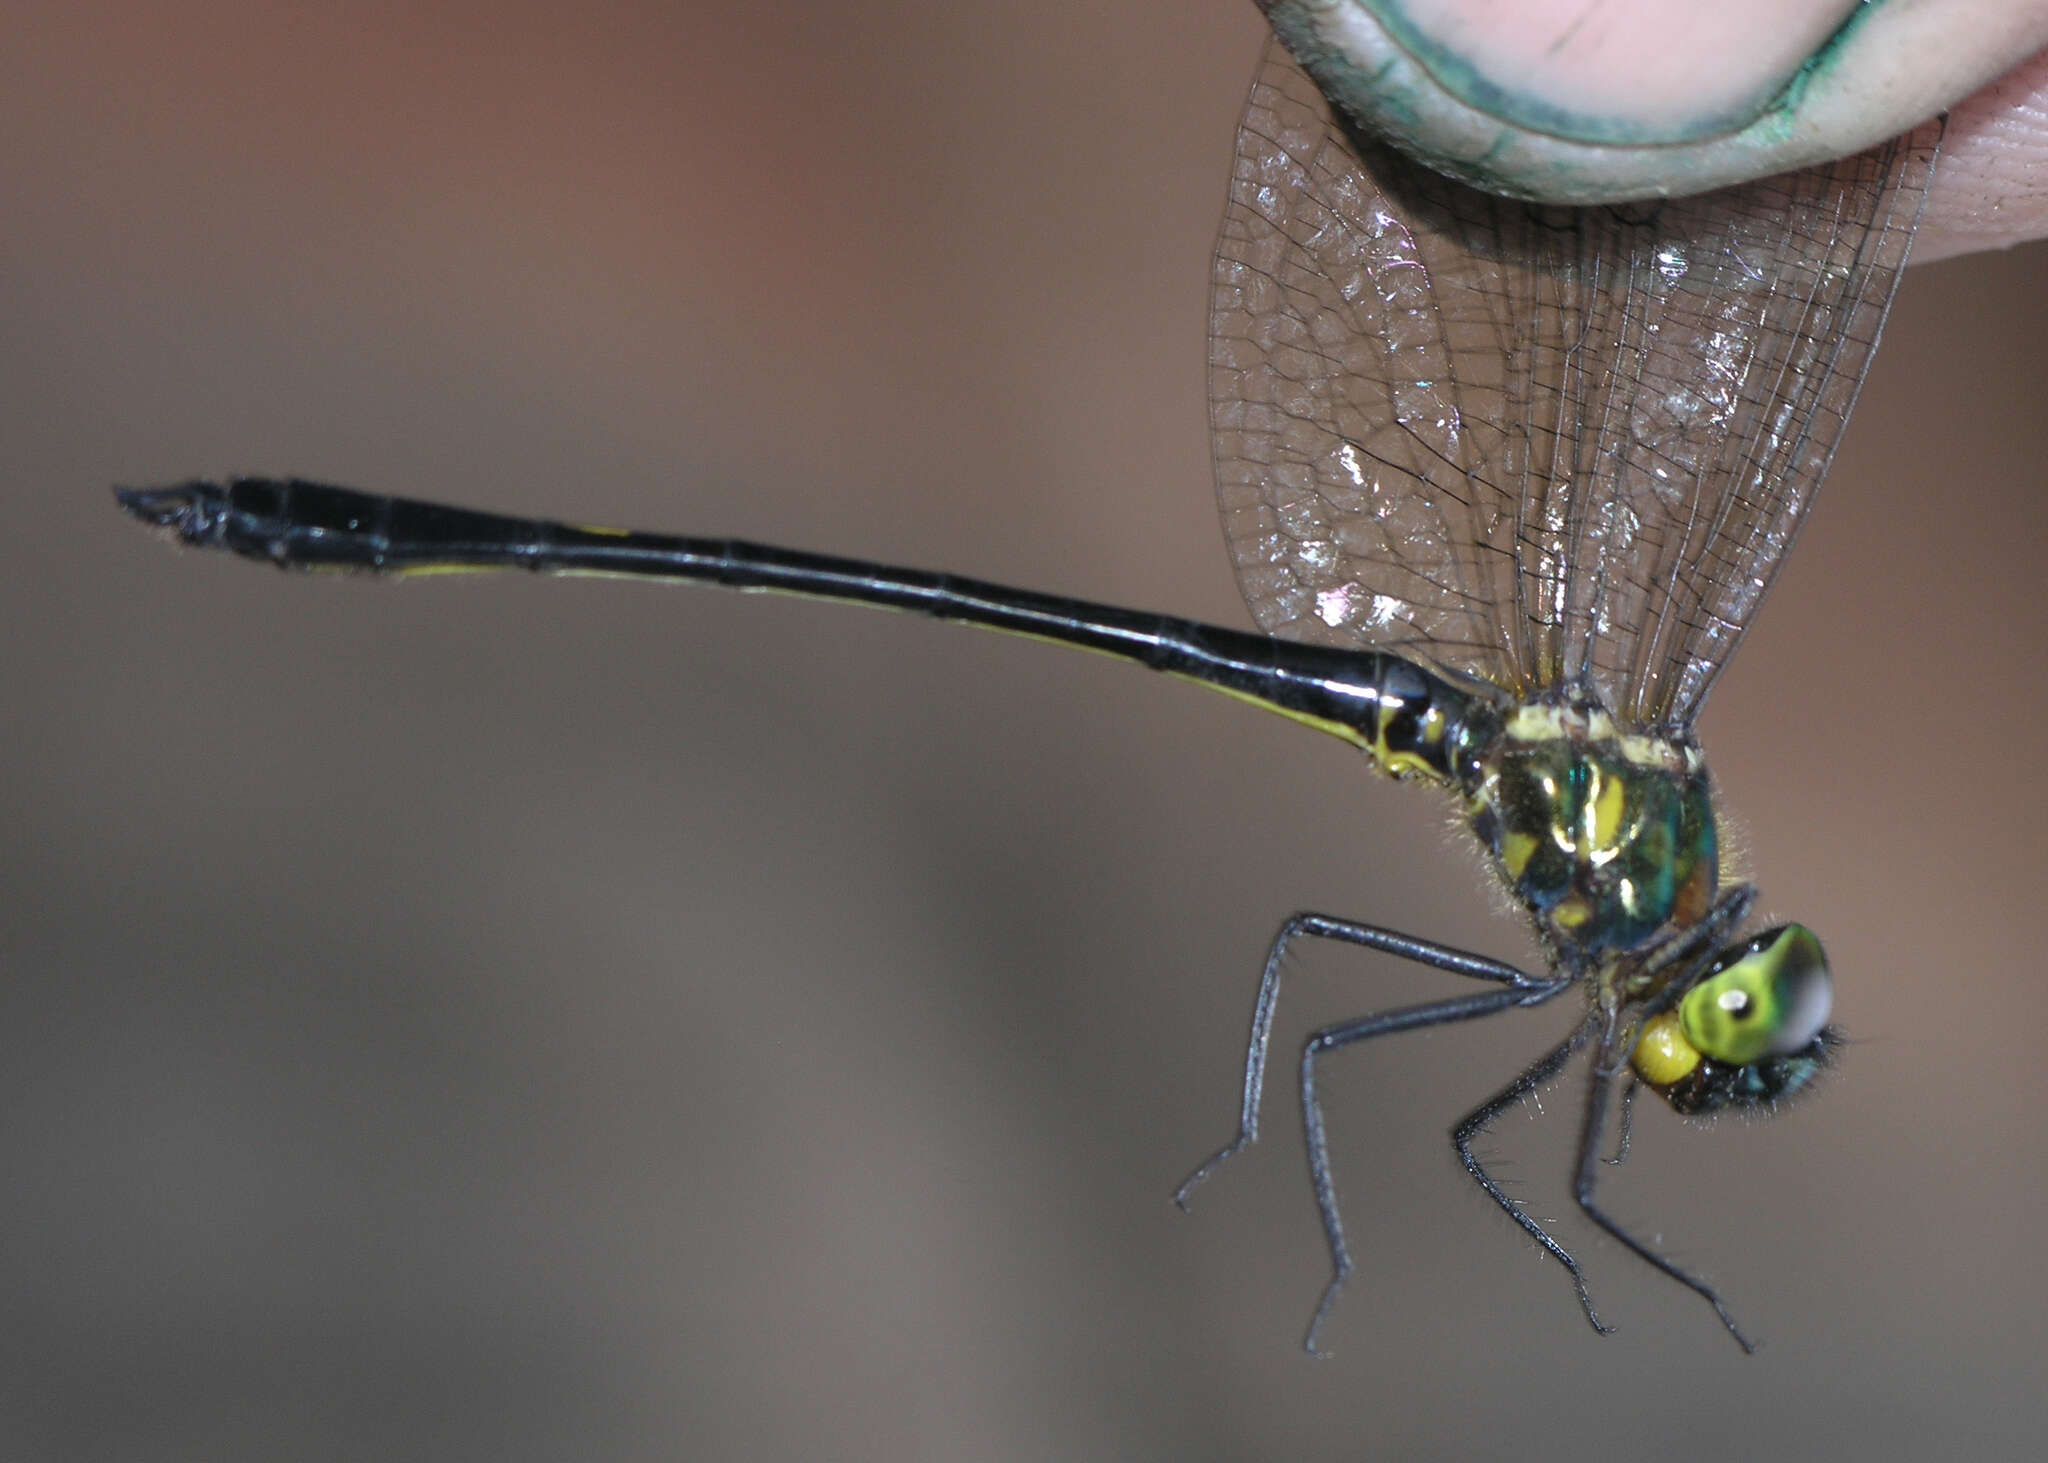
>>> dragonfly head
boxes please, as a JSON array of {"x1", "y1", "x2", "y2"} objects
[{"x1": 1629, "y1": 923, "x2": 1836, "y2": 1115}]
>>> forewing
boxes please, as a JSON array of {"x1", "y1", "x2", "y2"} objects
[
  {"x1": 1210, "y1": 47, "x2": 1526, "y2": 693},
  {"x1": 1210, "y1": 44, "x2": 1938, "y2": 727},
  {"x1": 1588, "y1": 130, "x2": 1938, "y2": 725}
]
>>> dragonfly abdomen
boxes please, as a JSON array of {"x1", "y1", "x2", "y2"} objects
[{"x1": 113, "y1": 478, "x2": 1492, "y2": 788}]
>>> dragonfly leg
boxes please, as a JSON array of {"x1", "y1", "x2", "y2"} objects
[
  {"x1": 1574, "y1": 1023, "x2": 1758, "y2": 1352},
  {"x1": 1174, "y1": 912, "x2": 1555, "y2": 1213},
  {"x1": 1602, "y1": 1077, "x2": 1640, "y2": 1166},
  {"x1": 1293, "y1": 976, "x2": 1576, "y2": 1356},
  {"x1": 1450, "y1": 1018, "x2": 1609, "y2": 1336}
]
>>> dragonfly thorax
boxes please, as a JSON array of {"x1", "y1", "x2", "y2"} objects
[{"x1": 1468, "y1": 701, "x2": 1718, "y2": 958}]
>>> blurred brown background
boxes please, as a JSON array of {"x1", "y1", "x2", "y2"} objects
[{"x1": 4, "y1": 2, "x2": 2045, "y2": 1458}]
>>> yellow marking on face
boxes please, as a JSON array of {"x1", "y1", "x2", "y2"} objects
[
  {"x1": 1500, "y1": 831, "x2": 1540, "y2": 878},
  {"x1": 391, "y1": 563, "x2": 502, "y2": 577},
  {"x1": 1631, "y1": 1010, "x2": 1702, "y2": 1086},
  {"x1": 570, "y1": 523, "x2": 633, "y2": 537}
]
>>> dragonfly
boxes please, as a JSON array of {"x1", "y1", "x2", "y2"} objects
[{"x1": 115, "y1": 45, "x2": 1939, "y2": 1353}]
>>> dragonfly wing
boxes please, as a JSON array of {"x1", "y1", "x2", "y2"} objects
[
  {"x1": 1576, "y1": 127, "x2": 1939, "y2": 727},
  {"x1": 1211, "y1": 43, "x2": 1529, "y2": 696},
  {"x1": 1210, "y1": 43, "x2": 1939, "y2": 727}
]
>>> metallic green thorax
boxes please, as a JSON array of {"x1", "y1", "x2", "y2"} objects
[{"x1": 1464, "y1": 704, "x2": 1719, "y2": 957}]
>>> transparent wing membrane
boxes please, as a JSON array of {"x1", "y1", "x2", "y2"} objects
[{"x1": 1211, "y1": 44, "x2": 1938, "y2": 730}]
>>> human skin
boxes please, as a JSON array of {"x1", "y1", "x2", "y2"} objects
[
  {"x1": 1916, "y1": 44, "x2": 2048, "y2": 261},
  {"x1": 1261, "y1": 0, "x2": 2048, "y2": 259}
]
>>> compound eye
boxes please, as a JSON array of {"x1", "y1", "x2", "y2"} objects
[{"x1": 1680, "y1": 924, "x2": 1832, "y2": 1068}]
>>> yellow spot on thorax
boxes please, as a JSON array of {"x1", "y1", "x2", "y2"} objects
[{"x1": 1588, "y1": 762, "x2": 1628, "y2": 852}]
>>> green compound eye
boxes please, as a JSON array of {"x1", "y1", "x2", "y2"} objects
[{"x1": 1680, "y1": 924, "x2": 1832, "y2": 1068}]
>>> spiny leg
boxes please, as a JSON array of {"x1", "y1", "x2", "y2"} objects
[
  {"x1": 1574, "y1": 1021, "x2": 1757, "y2": 1352},
  {"x1": 1603, "y1": 1077, "x2": 1640, "y2": 1166},
  {"x1": 1451, "y1": 1019, "x2": 1608, "y2": 1335},
  {"x1": 1175, "y1": 912, "x2": 1554, "y2": 1210},
  {"x1": 1296, "y1": 978, "x2": 1574, "y2": 1355}
]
